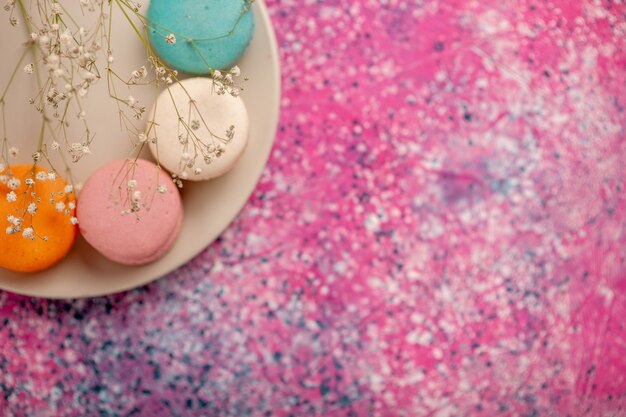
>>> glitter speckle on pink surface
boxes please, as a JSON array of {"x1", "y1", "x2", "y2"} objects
[{"x1": 1, "y1": 0, "x2": 625, "y2": 416}]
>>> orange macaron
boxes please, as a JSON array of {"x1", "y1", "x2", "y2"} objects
[{"x1": 0, "y1": 164, "x2": 78, "y2": 273}]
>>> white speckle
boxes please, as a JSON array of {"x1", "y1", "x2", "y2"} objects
[
  {"x1": 420, "y1": 216, "x2": 444, "y2": 239},
  {"x1": 365, "y1": 213, "x2": 380, "y2": 232},
  {"x1": 406, "y1": 330, "x2": 433, "y2": 346},
  {"x1": 333, "y1": 261, "x2": 347, "y2": 274}
]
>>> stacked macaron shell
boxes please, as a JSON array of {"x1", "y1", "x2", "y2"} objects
[
  {"x1": 147, "y1": 77, "x2": 250, "y2": 181},
  {"x1": 76, "y1": 159, "x2": 183, "y2": 266},
  {"x1": 0, "y1": 165, "x2": 77, "y2": 273},
  {"x1": 147, "y1": 0, "x2": 255, "y2": 74}
]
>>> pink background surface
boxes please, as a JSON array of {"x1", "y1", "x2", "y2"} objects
[{"x1": 1, "y1": 0, "x2": 625, "y2": 415}]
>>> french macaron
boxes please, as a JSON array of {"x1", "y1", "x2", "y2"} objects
[
  {"x1": 147, "y1": 0, "x2": 254, "y2": 74},
  {"x1": 0, "y1": 164, "x2": 77, "y2": 273},
  {"x1": 77, "y1": 159, "x2": 183, "y2": 265},
  {"x1": 147, "y1": 77, "x2": 250, "y2": 181}
]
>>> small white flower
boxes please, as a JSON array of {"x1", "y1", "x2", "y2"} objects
[
  {"x1": 68, "y1": 202, "x2": 76, "y2": 210},
  {"x1": 27, "y1": 203, "x2": 37, "y2": 215},
  {"x1": 47, "y1": 172, "x2": 56, "y2": 181},
  {"x1": 59, "y1": 30, "x2": 72, "y2": 45},
  {"x1": 23, "y1": 63, "x2": 34, "y2": 74},
  {"x1": 213, "y1": 70, "x2": 222, "y2": 79},
  {"x1": 165, "y1": 33, "x2": 176, "y2": 45},
  {"x1": 64, "y1": 185, "x2": 73, "y2": 194},
  {"x1": 22, "y1": 227, "x2": 34, "y2": 240},
  {"x1": 179, "y1": 171, "x2": 188, "y2": 180},
  {"x1": 229, "y1": 65, "x2": 241, "y2": 77},
  {"x1": 137, "y1": 133, "x2": 147, "y2": 143},
  {"x1": 50, "y1": 2, "x2": 62, "y2": 15},
  {"x1": 194, "y1": 167, "x2": 202, "y2": 175},
  {"x1": 25, "y1": 178, "x2": 35, "y2": 185},
  {"x1": 157, "y1": 184, "x2": 167, "y2": 194},
  {"x1": 70, "y1": 217, "x2": 79, "y2": 225},
  {"x1": 50, "y1": 141, "x2": 60, "y2": 150},
  {"x1": 36, "y1": 171, "x2": 47, "y2": 181},
  {"x1": 127, "y1": 179, "x2": 137, "y2": 189},
  {"x1": 55, "y1": 202, "x2": 65, "y2": 212},
  {"x1": 81, "y1": 71, "x2": 96, "y2": 83},
  {"x1": 6, "y1": 226, "x2": 14, "y2": 235},
  {"x1": 6, "y1": 191, "x2": 17, "y2": 202},
  {"x1": 181, "y1": 152, "x2": 191, "y2": 161},
  {"x1": 132, "y1": 190, "x2": 142, "y2": 202},
  {"x1": 7, "y1": 178, "x2": 20, "y2": 190},
  {"x1": 8, "y1": 146, "x2": 19, "y2": 157}
]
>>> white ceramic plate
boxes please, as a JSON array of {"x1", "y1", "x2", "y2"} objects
[{"x1": 0, "y1": 1, "x2": 280, "y2": 298}]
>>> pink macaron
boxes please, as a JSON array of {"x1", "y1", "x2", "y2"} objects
[{"x1": 77, "y1": 159, "x2": 183, "y2": 265}]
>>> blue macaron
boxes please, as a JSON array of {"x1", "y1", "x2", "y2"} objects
[{"x1": 146, "y1": 0, "x2": 255, "y2": 74}]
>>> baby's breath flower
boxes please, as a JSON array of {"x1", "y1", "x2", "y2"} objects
[
  {"x1": 59, "y1": 30, "x2": 72, "y2": 45},
  {"x1": 27, "y1": 203, "x2": 37, "y2": 215},
  {"x1": 47, "y1": 172, "x2": 56, "y2": 181},
  {"x1": 68, "y1": 143, "x2": 91, "y2": 162},
  {"x1": 165, "y1": 33, "x2": 176, "y2": 45},
  {"x1": 70, "y1": 217, "x2": 79, "y2": 225},
  {"x1": 68, "y1": 202, "x2": 76, "y2": 210},
  {"x1": 7, "y1": 178, "x2": 20, "y2": 190},
  {"x1": 25, "y1": 178, "x2": 35, "y2": 185},
  {"x1": 132, "y1": 190, "x2": 142, "y2": 202},
  {"x1": 50, "y1": 2, "x2": 62, "y2": 15},
  {"x1": 64, "y1": 185, "x2": 74, "y2": 194},
  {"x1": 55, "y1": 201, "x2": 65, "y2": 212},
  {"x1": 8, "y1": 146, "x2": 19, "y2": 157},
  {"x1": 127, "y1": 179, "x2": 137, "y2": 189},
  {"x1": 36, "y1": 171, "x2": 47, "y2": 181},
  {"x1": 6, "y1": 191, "x2": 17, "y2": 202},
  {"x1": 50, "y1": 141, "x2": 60, "y2": 150},
  {"x1": 23, "y1": 63, "x2": 34, "y2": 74},
  {"x1": 22, "y1": 227, "x2": 34, "y2": 240},
  {"x1": 157, "y1": 184, "x2": 167, "y2": 194}
]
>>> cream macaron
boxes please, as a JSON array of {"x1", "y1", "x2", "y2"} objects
[{"x1": 146, "y1": 77, "x2": 250, "y2": 181}]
